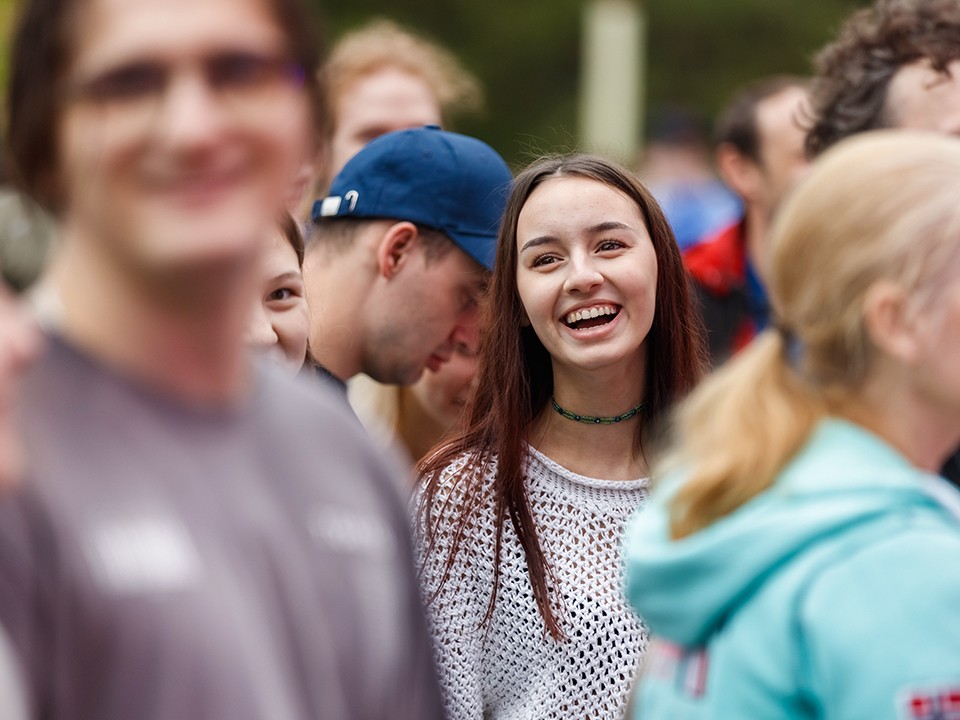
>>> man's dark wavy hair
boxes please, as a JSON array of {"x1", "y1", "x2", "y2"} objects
[{"x1": 806, "y1": 0, "x2": 960, "y2": 158}]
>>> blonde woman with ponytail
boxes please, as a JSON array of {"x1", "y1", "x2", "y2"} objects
[{"x1": 624, "y1": 130, "x2": 960, "y2": 720}]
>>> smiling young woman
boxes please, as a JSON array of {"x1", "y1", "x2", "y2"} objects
[{"x1": 414, "y1": 154, "x2": 707, "y2": 720}]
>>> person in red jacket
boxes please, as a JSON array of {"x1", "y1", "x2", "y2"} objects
[{"x1": 685, "y1": 76, "x2": 809, "y2": 365}]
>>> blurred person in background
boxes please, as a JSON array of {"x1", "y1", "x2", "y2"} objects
[
  {"x1": 0, "y1": 157, "x2": 44, "y2": 718},
  {"x1": 304, "y1": 126, "x2": 509, "y2": 396},
  {"x1": 0, "y1": 0, "x2": 444, "y2": 718},
  {"x1": 684, "y1": 76, "x2": 810, "y2": 365},
  {"x1": 626, "y1": 131, "x2": 960, "y2": 720},
  {"x1": 289, "y1": 17, "x2": 482, "y2": 220},
  {"x1": 323, "y1": 18, "x2": 482, "y2": 191},
  {"x1": 245, "y1": 212, "x2": 309, "y2": 374},
  {"x1": 0, "y1": 284, "x2": 37, "y2": 720},
  {"x1": 0, "y1": 148, "x2": 56, "y2": 294},
  {"x1": 415, "y1": 154, "x2": 706, "y2": 719},
  {"x1": 805, "y1": 0, "x2": 960, "y2": 158},
  {"x1": 0, "y1": 285, "x2": 38, "y2": 491},
  {"x1": 638, "y1": 105, "x2": 741, "y2": 253},
  {"x1": 0, "y1": 196, "x2": 56, "y2": 295},
  {"x1": 805, "y1": 0, "x2": 960, "y2": 486}
]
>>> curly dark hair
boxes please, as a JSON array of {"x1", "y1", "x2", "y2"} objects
[{"x1": 805, "y1": 0, "x2": 960, "y2": 158}]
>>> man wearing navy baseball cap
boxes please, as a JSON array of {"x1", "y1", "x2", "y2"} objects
[{"x1": 303, "y1": 125, "x2": 511, "y2": 389}]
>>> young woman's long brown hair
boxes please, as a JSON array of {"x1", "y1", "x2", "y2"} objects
[{"x1": 417, "y1": 154, "x2": 707, "y2": 639}]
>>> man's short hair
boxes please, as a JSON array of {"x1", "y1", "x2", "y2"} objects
[
  {"x1": 325, "y1": 18, "x2": 482, "y2": 135},
  {"x1": 310, "y1": 217, "x2": 454, "y2": 264},
  {"x1": 805, "y1": 0, "x2": 960, "y2": 158},
  {"x1": 713, "y1": 75, "x2": 809, "y2": 165}
]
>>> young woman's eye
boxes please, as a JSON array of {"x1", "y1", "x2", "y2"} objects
[
  {"x1": 598, "y1": 239, "x2": 625, "y2": 252},
  {"x1": 531, "y1": 254, "x2": 558, "y2": 268}
]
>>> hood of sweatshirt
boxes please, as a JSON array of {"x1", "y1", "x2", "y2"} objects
[{"x1": 623, "y1": 418, "x2": 956, "y2": 647}]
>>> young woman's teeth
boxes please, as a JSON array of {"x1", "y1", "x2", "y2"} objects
[{"x1": 565, "y1": 306, "x2": 618, "y2": 326}]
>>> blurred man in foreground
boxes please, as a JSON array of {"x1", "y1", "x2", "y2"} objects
[{"x1": 0, "y1": 0, "x2": 444, "y2": 717}]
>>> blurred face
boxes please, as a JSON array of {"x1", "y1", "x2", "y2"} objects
[
  {"x1": 754, "y1": 85, "x2": 810, "y2": 219},
  {"x1": 516, "y1": 176, "x2": 658, "y2": 376},
  {"x1": 57, "y1": 0, "x2": 312, "y2": 276},
  {"x1": 408, "y1": 319, "x2": 480, "y2": 429},
  {"x1": 329, "y1": 67, "x2": 441, "y2": 179},
  {"x1": 887, "y1": 59, "x2": 960, "y2": 136},
  {"x1": 364, "y1": 242, "x2": 486, "y2": 386},
  {"x1": 246, "y1": 231, "x2": 308, "y2": 374}
]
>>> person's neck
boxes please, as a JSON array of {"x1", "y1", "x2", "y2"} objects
[
  {"x1": 743, "y1": 205, "x2": 770, "y2": 283},
  {"x1": 303, "y1": 251, "x2": 365, "y2": 382},
  {"x1": 49, "y1": 238, "x2": 253, "y2": 408},
  {"x1": 530, "y1": 362, "x2": 648, "y2": 480},
  {"x1": 838, "y1": 367, "x2": 960, "y2": 474}
]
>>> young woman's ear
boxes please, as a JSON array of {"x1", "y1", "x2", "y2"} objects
[
  {"x1": 715, "y1": 142, "x2": 765, "y2": 205},
  {"x1": 375, "y1": 221, "x2": 419, "y2": 279}
]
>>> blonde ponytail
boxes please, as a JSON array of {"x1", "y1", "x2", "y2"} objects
[
  {"x1": 666, "y1": 331, "x2": 825, "y2": 538},
  {"x1": 661, "y1": 131, "x2": 960, "y2": 540}
]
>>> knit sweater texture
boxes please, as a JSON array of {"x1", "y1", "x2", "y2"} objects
[{"x1": 415, "y1": 446, "x2": 649, "y2": 720}]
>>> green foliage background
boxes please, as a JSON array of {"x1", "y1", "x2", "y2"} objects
[
  {"x1": 318, "y1": 0, "x2": 871, "y2": 167},
  {"x1": 0, "y1": 0, "x2": 872, "y2": 167}
]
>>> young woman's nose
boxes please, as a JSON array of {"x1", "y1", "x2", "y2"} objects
[{"x1": 563, "y1": 255, "x2": 603, "y2": 293}]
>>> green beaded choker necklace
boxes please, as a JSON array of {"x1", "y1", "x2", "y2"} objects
[{"x1": 550, "y1": 396, "x2": 646, "y2": 425}]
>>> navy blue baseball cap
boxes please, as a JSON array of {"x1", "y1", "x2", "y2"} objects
[{"x1": 312, "y1": 126, "x2": 512, "y2": 270}]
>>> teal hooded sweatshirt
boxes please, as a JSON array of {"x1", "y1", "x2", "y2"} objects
[{"x1": 624, "y1": 419, "x2": 960, "y2": 720}]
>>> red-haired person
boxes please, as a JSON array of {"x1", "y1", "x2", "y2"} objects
[{"x1": 415, "y1": 154, "x2": 707, "y2": 719}]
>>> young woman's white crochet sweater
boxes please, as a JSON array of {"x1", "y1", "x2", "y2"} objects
[{"x1": 415, "y1": 446, "x2": 649, "y2": 720}]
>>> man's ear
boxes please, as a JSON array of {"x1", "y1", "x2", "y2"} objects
[
  {"x1": 375, "y1": 221, "x2": 420, "y2": 279},
  {"x1": 863, "y1": 280, "x2": 920, "y2": 365},
  {"x1": 716, "y1": 142, "x2": 762, "y2": 203}
]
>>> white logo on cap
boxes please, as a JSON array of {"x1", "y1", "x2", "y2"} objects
[{"x1": 318, "y1": 190, "x2": 360, "y2": 217}]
